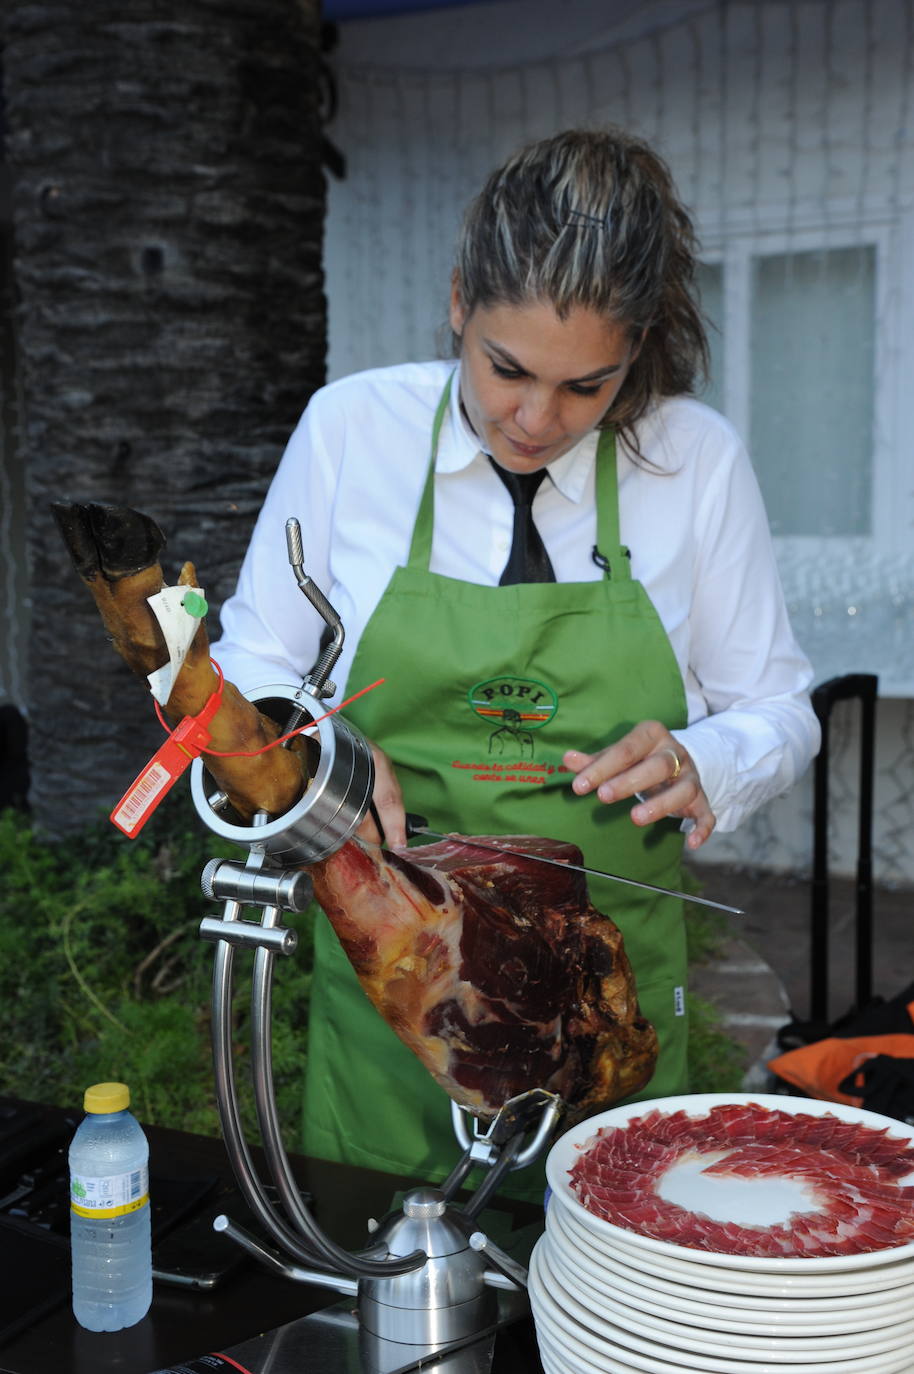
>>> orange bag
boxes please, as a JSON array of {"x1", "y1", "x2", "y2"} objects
[{"x1": 768, "y1": 1033, "x2": 914, "y2": 1107}]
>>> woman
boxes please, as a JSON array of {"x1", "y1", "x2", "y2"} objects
[{"x1": 215, "y1": 127, "x2": 820, "y2": 1191}]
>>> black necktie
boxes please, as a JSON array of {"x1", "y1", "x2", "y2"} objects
[{"x1": 489, "y1": 459, "x2": 556, "y2": 585}]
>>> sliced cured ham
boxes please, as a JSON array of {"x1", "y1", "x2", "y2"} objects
[
  {"x1": 569, "y1": 1102, "x2": 914, "y2": 1258},
  {"x1": 56, "y1": 502, "x2": 659, "y2": 1122}
]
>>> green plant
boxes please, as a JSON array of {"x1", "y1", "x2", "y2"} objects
[
  {"x1": 685, "y1": 993, "x2": 749, "y2": 1093},
  {"x1": 683, "y1": 886, "x2": 749, "y2": 1092},
  {"x1": 0, "y1": 796, "x2": 312, "y2": 1146}
]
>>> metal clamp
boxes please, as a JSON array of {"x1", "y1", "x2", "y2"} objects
[
  {"x1": 191, "y1": 682, "x2": 374, "y2": 865},
  {"x1": 199, "y1": 914, "x2": 297, "y2": 955},
  {"x1": 450, "y1": 1091, "x2": 563, "y2": 1173},
  {"x1": 201, "y1": 856, "x2": 312, "y2": 911}
]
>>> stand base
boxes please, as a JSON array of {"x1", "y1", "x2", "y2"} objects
[{"x1": 174, "y1": 1285, "x2": 528, "y2": 1374}]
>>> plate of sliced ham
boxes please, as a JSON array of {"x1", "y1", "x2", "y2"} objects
[
  {"x1": 535, "y1": 1094, "x2": 914, "y2": 1374},
  {"x1": 547, "y1": 1092, "x2": 914, "y2": 1273}
]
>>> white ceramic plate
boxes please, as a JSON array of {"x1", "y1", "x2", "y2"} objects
[
  {"x1": 537, "y1": 1330, "x2": 631, "y2": 1374},
  {"x1": 528, "y1": 1238, "x2": 914, "y2": 1374},
  {"x1": 550, "y1": 1192, "x2": 914, "y2": 1299},
  {"x1": 549, "y1": 1195, "x2": 914, "y2": 1301},
  {"x1": 545, "y1": 1209, "x2": 914, "y2": 1334},
  {"x1": 547, "y1": 1201, "x2": 914, "y2": 1321},
  {"x1": 535, "y1": 1327, "x2": 609, "y2": 1374},
  {"x1": 531, "y1": 1273, "x2": 642, "y2": 1374},
  {"x1": 540, "y1": 1234, "x2": 914, "y2": 1358},
  {"x1": 547, "y1": 1093, "x2": 914, "y2": 1276},
  {"x1": 538, "y1": 1328, "x2": 646, "y2": 1374}
]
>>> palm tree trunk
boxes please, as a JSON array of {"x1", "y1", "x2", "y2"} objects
[{"x1": 3, "y1": 0, "x2": 326, "y2": 832}]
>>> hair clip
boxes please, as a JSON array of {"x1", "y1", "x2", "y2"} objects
[{"x1": 564, "y1": 209, "x2": 607, "y2": 230}]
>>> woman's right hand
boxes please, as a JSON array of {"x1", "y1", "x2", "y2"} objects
[
  {"x1": 563, "y1": 719, "x2": 716, "y2": 850},
  {"x1": 357, "y1": 738, "x2": 407, "y2": 848}
]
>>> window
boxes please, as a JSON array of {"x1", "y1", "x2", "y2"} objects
[
  {"x1": 752, "y1": 246, "x2": 875, "y2": 537},
  {"x1": 694, "y1": 210, "x2": 914, "y2": 696},
  {"x1": 696, "y1": 223, "x2": 895, "y2": 549}
]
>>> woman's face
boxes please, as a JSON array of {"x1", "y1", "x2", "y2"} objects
[{"x1": 450, "y1": 287, "x2": 640, "y2": 473}]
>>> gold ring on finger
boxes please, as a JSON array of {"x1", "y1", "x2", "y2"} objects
[{"x1": 662, "y1": 746, "x2": 682, "y2": 780}]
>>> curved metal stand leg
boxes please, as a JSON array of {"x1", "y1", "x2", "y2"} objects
[
  {"x1": 249, "y1": 928, "x2": 424, "y2": 1276},
  {"x1": 209, "y1": 895, "x2": 425, "y2": 1279},
  {"x1": 211, "y1": 916, "x2": 329, "y2": 1267}
]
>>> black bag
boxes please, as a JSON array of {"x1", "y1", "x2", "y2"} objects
[{"x1": 837, "y1": 1056, "x2": 914, "y2": 1125}]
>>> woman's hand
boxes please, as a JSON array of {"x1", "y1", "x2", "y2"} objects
[
  {"x1": 563, "y1": 720, "x2": 716, "y2": 851},
  {"x1": 356, "y1": 738, "x2": 408, "y2": 848}
]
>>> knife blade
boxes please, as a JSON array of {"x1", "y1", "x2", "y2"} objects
[{"x1": 403, "y1": 813, "x2": 744, "y2": 917}]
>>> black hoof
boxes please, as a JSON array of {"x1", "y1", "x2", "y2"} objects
[{"x1": 52, "y1": 502, "x2": 166, "y2": 580}]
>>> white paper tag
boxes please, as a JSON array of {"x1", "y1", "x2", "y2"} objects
[
  {"x1": 146, "y1": 585, "x2": 205, "y2": 706},
  {"x1": 674, "y1": 985, "x2": 686, "y2": 1017}
]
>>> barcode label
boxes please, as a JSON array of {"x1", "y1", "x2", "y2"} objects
[{"x1": 113, "y1": 760, "x2": 173, "y2": 833}]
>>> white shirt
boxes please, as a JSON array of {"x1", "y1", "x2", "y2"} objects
[{"x1": 215, "y1": 359, "x2": 820, "y2": 832}]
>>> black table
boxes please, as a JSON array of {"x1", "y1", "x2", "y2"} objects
[{"x1": 0, "y1": 1103, "x2": 545, "y2": 1374}]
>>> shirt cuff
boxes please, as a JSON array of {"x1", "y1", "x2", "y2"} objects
[{"x1": 670, "y1": 709, "x2": 816, "y2": 835}]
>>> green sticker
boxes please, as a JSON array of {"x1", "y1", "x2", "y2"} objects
[{"x1": 182, "y1": 591, "x2": 208, "y2": 618}]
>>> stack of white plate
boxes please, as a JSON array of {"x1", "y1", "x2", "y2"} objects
[{"x1": 532, "y1": 1092, "x2": 914, "y2": 1374}]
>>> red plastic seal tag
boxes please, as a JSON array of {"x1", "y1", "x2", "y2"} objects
[{"x1": 110, "y1": 664, "x2": 224, "y2": 837}]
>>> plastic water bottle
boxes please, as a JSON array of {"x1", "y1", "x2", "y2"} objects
[{"x1": 69, "y1": 1082, "x2": 152, "y2": 1331}]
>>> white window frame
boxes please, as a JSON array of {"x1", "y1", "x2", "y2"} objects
[{"x1": 696, "y1": 197, "x2": 913, "y2": 564}]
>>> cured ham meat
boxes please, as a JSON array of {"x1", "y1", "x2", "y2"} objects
[
  {"x1": 310, "y1": 833, "x2": 658, "y2": 1122},
  {"x1": 56, "y1": 502, "x2": 658, "y2": 1122},
  {"x1": 569, "y1": 1103, "x2": 914, "y2": 1258}
]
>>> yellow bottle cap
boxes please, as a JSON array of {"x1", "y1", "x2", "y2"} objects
[{"x1": 83, "y1": 1082, "x2": 130, "y2": 1114}]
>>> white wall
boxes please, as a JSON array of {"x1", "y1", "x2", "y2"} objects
[{"x1": 324, "y1": 0, "x2": 914, "y2": 883}]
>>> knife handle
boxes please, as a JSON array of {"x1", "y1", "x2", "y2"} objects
[{"x1": 404, "y1": 812, "x2": 429, "y2": 839}]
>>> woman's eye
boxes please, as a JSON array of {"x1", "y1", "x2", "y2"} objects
[
  {"x1": 490, "y1": 361, "x2": 524, "y2": 381},
  {"x1": 568, "y1": 381, "x2": 603, "y2": 397}
]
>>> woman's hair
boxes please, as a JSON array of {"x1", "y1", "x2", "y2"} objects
[{"x1": 453, "y1": 127, "x2": 710, "y2": 444}]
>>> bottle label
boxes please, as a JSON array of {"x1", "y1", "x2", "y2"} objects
[{"x1": 70, "y1": 1163, "x2": 150, "y2": 1219}]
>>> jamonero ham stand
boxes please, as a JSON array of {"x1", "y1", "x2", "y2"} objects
[{"x1": 186, "y1": 520, "x2": 559, "y2": 1374}]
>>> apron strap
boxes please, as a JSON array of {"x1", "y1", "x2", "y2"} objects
[
  {"x1": 405, "y1": 376, "x2": 452, "y2": 571},
  {"x1": 593, "y1": 426, "x2": 629, "y2": 582},
  {"x1": 407, "y1": 372, "x2": 630, "y2": 580}
]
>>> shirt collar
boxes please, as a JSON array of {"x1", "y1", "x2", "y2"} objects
[
  {"x1": 435, "y1": 362, "x2": 602, "y2": 503},
  {"x1": 433, "y1": 364, "x2": 482, "y2": 473}
]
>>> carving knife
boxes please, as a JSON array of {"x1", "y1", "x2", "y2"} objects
[{"x1": 404, "y1": 813, "x2": 745, "y2": 916}]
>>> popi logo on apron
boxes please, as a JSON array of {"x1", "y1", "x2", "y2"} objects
[{"x1": 468, "y1": 676, "x2": 558, "y2": 757}]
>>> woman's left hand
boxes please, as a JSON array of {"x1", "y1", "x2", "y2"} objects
[
  {"x1": 355, "y1": 736, "x2": 408, "y2": 849},
  {"x1": 563, "y1": 720, "x2": 716, "y2": 851}
]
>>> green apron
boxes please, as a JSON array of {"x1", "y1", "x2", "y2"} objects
[{"x1": 302, "y1": 376, "x2": 689, "y2": 1197}]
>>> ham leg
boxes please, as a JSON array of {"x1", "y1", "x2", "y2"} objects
[
  {"x1": 311, "y1": 833, "x2": 658, "y2": 1123},
  {"x1": 52, "y1": 502, "x2": 307, "y2": 820}
]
